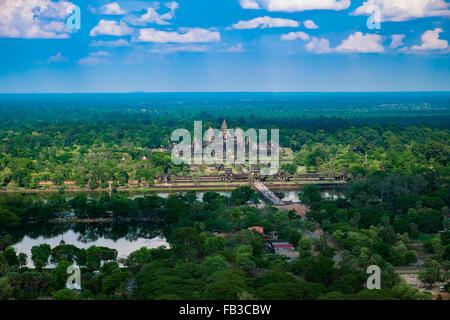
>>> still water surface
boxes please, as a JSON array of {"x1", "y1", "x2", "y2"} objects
[{"x1": 10, "y1": 188, "x2": 343, "y2": 265}]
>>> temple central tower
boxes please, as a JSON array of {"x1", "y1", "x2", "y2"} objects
[{"x1": 221, "y1": 120, "x2": 228, "y2": 136}]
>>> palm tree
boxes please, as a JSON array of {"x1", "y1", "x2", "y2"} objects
[{"x1": 351, "y1": 212, "x2": 361, "y2": 229}]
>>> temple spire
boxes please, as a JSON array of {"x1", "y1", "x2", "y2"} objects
[{"x1": 221, "y1": 120, "x2": 228, "y2": 136}]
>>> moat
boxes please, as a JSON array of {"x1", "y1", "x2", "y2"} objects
[{"x1": 7, "y1": 187, "x2": 344, "y2": 266}]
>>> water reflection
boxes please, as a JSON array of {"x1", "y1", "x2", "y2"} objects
[
  {"x1": 11, "y1": 222, "x2": 168, "y2": 267},
  {"x1": 147, "y1": 188, "x2": 344, "y2": 203},
  {"x1": 7, "y1": 187, "x2": 344, "y2": 266},
  {"x1": 0, "y1": 187, "x2": 344, "y2": 204}
]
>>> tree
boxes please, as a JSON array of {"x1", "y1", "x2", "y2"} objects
[
  {"x1": 164, "y1": 194, "x2": 189, "y2": 225},
  {"x1": 199, "y1": 255, "x2": 228, "y2": 277},
  {"x1": 50, "y1": 244, "x2": 81, "y2": 264},
  {"x1": 280, "y1": 163, "x2": 297, "y2": 175},
  {"x1": 102, "y1": 272, "x2": 131, "y2": 296},
  {"x1": 86, "y1": 246, "x2": 101, "y2": 271},
  {"x1": 256, "y1": 281, "x2": 326, "y2": 300},
  {"x1": 52, "y1": 260, "x2": 72, "y2": 290},
  {"x1": 101, "y1": 261, "x2": 120, "y2": 276},
  {"x1": 391, "y1": 283, "x2": 431, "y2": 300},
  {"x1": 0, "y1": 168, "x2": 12, "y2": 186},
  {"x1": 168, "y1": 227, "x2": 202, "y2": 262},
  {"x1": 99, "y1": 247, "x2": 118, "y2": 262},
  {"x1": 18, "y1": 253, "x2": 27, "y2": 268},
  {"x1": 298, "y1": 238, "x2": 312, "y2": 259},
  {"x1": 231, "y1": 186, "x2": 257, "y2": 206},
  {"x1": 52, "y1": 288, "x2": 80, "y2": 300},
  {"x1": 416, "y1": 209, "x2": 443, "y2": 233},
  {"x1": 329, "y1": 272, "x2": 365, "y2": 294},
  {"x1": 203, "y1": 191, "x2": 221, "y2": 204},
  {"x1": 3, "y1": 247, "x2": 18, "y2": 266},
  {"x1": 204, "y1": 236, "x2": 225, "y2": 255},
  {"x1": 302, "y1": 255, "x2": 336, "y2": 286},
  {"x1": 31, "y1": 244, "x2": 51, "y2": 271},
  {"x1": 351, "y1": 212, "x2": 361, "y2": 229},
  {"x1": 0, "y1": 277, "x2": 13, "y2": 300},
  {"x1": 418, "y1": 259, "x2": 442, "y2": 290},
  {"x1": 252, "y1": 272, "x2": 297, "y2": 289},
  {"x1": 134, "y1": 261, "x2": 201, "y2": 300},
  {"x1": 0, "y1": 234, "x2": 12, "y2": 251},
  {"x1": 125, "y1": 247, "x2": 152, "y2": 273},
  {"x1": 203, "y1": 269, "x2": 248, "y2": 300},
  {"x1": 298, "y1": 185, "x2": 322, "y2": 208}
]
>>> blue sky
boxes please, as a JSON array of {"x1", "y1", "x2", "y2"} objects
[{"x1": 0, "y1": 0, "x2": 449, "y2": 92}]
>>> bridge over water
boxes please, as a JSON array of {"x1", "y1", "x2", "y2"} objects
[{"x1": 253, "y1": 181, "x2": 284, "y2": 205}]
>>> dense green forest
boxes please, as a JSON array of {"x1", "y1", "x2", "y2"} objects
[
  {"x1": 0, "y1": 94, "x2": 449, "y2": 300},
  {"x1": 0, "y1": 94, "x2": 448, "y2": 190},
  {"x1": 0, "y1": 186, "x2": 448, "y2": 300}
]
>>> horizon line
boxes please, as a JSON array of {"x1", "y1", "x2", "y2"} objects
[{"x1": 0, "y1": 90, "x2": 450, "y2": 94}]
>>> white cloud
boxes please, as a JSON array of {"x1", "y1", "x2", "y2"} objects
[
  {"x1": 239, "y1": 0, "x2": 261, "y2": 9},
  {"x1": 304, "y1": 32, "x2": 387, "y2": 54},
  {"x1": 90, "y1": 20, "x2": 133, "y2": 37},
  {"x1": 305, "y1": 37, "x2": 333, "y2": 53},
  {"x1": 353, "y1": 0, "x2": 450, "y2": 22},
  {"x1": 303, "y1": 20, "x2": 318, "y2": 29},
  {"x1": 150, "y1": 45, "x2": 209, "y2": 53},
  {"x1": 79, "y1": 51, "x2": 111, "y2": 65},
  {"x1": 335, "y1": 32, "x2": 384, "y2": 53},
  {"x1": 281, "y1": 31, "x2": 310, "y2": 41},
  {"x1": 231, "y1": 16, "x2": 300, "y2": 29},
  {"x1": 225, "y1": 43, "x2": 245, "y2": 52},
  {"x1": 90, "y1": 51, "x2": 110, "y2": 57},
  {"x1": 42, "y1": 21, "x2": 69, "y2": 33},
  {"x1": 411, "y1": 28, "x2": 448, "y2": 50},
  {"x1": 390, "y1": 34, "x2": 405, "y2": 48},
  {"x1": 46, "y1": 52, "x2": 68, "y2": 63},
  {"x1": 78, "y1": 56, "x2": 101, "y2": 66},
  {"x1": 238, "y1": 0, "x2": 351, "y2": 12},
  {"x1": 127, "y1": 2, "x2": 179, "y2": 26},
  {"x1": 136, "y1": 28, "x2": 220, "y2": 43},
  {"x1": 99, "y1": 2, "x2": 126, "y2": 15},
  {"x1": 0, "y1": 0, "x2": 76, "y2": 39},
  {"x1": 36, "y1": 52, "x2": 68, "y2": 64},
  {"x1": 90, "y1": 39, "x2": 131, "y2": 47}
]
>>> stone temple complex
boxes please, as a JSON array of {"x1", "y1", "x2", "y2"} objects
[{"x1": 160, "y1": 120, "x2": 348, "y2": 186}]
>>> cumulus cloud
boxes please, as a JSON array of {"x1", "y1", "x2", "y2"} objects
[
  {"x1": 335, "y1": 32, "x2": 384, "y2": 53},
  {"x1": 0, "y1": 0, "x2": 76, "y2": 39},
  {"x1": 305, "y1": 37, "x2": 333, "y2": 53},
  {"x1": 89, "y1": 20, "x2": 133, "y2": 37},
  {"x1": 303, "y1": 20, "x2": 318, "y2": 29},
  {"x1": 390, "y1": 34, "x2": 405, "y2": 49},
  {"x1": 304, "y1": 32, "x2": 385, "y2": 54},
  {"x1": 136, "y1": 28, "x2": 220, "y2": 43},
  {"x1": 411, "y1": 28, "x2": 448, "y2": 51},
  {"x1": 239, "y1": 0, "x2": 261, "y2": 9},
  {"x1": 90, "y1": 39, "x2": 131, "y2": 47},
  {"x1": 231, "y1": 16, "x2": 300, "y2": 29},
  {"x1": 238, "y1": 0, "x2": 351, "y2": 12},
  {"x1": 281, "y1": 31, "x2": 310, "y2": 41},
  {"x1": 127, "y1": 2, "x2": 179, "y2": 26},
  {"x1": 353, "y1": 0, "x2": 450, "y2": 22},
  {"x1": 99, "y1": 2, "x2": 126, "y2": 15}
]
